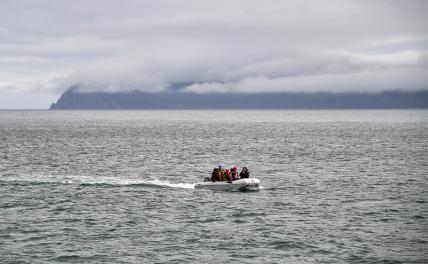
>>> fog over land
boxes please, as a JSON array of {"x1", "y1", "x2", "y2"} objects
[{"x1": 0, "y1": 0, "x2": 427, "y2": 108}]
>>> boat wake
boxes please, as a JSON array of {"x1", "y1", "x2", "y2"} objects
[
  {"x1": 0, "y1": 174, "x2": 196, "y2": 189},
  {"x1": 131, "y1": 179, "x2": 196, "y2": 189}
]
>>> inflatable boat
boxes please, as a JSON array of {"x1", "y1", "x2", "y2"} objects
[{"x1": 194, "y1": 178, "x2": 260, "y2": 191}]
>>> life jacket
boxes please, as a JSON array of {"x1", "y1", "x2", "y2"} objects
[
  {"x1": 224, "y1": 172, "x2": 230, "y2": 181},
  {"x1": 219, "y1": 170, "x2": 225, "y2": 181}
]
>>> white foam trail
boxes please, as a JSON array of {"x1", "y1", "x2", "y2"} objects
[
  {"x1": 143, "y1": 179, "x2": 196, "y2": 189},
  {"x1": 1, "y1": 174, "x2": 196, "y2": 189},
  {"x1": 72, "y1": 177, "x2": 196, "y2": 189}
]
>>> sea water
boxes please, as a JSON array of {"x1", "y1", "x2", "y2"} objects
[{"x1": 0, "y1": 110, "x2": 427, "y2": 263}]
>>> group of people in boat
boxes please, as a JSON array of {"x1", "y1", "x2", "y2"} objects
[{"x1": 210, "y1": 165, "x2": 250, "y2": 182}]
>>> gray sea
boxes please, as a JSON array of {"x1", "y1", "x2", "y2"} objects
[{"x1": 0, "y1": 110, "x2": 427, "y2": 263}]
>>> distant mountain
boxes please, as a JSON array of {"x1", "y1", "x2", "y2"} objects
[{"x1": 50, "y1": 88, "x2": 428, "y2": 110}]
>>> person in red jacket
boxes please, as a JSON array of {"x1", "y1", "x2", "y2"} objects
[{"x1": 230, "y1": 166, "x2": 240, "y2": 181}]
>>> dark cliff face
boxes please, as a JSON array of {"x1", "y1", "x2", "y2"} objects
[{"x1": 50, "y1": 89, "x2": 428, "y2": 110}]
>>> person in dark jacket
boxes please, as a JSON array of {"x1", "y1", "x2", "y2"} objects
[
  {"x1": 211, "y1": 168, "x2": 220, "y2": 182},
  {"x1": 239, "y1": 167, "x2": 250, "y2": 178}
]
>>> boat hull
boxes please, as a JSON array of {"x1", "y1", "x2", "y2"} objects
[{"x1": 194, "y1": 178, "x2": 260, "y2": 191}]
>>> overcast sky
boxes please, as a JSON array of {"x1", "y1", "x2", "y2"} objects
[{"x1": 0, "y1": 0, "x2": 427, "y2": 108}]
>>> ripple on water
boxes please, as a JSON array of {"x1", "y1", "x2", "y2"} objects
[{"x1": 0, "y1": 110, "x2": 427, "y2": 263}]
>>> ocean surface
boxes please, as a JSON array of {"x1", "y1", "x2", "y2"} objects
[{"x1": 0, "y1": 110, "x2": 427, "y2": 264}]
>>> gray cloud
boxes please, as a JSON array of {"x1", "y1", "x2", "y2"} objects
[
  {"x1": 0, "y1": 0, "x2": 427, "y2": 101},
  {"x1": 183, "y1": 67, "x2": 427, "y2": 93}
]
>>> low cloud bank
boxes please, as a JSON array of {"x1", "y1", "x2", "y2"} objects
[
  {"x1": 182, "y1": 67, "x2": 428, "y2": 94},
  {"x1": 62, "y1": 52, "x2": 428, "y2": 94}
]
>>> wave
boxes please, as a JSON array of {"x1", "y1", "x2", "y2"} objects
[{"x1": 0, "y1": 175, "x2": 196, "y2": 189}]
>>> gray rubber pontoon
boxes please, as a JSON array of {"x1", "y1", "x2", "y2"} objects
[{"x1": 194, "y1": 178, "x2": 260, "y2": 191}]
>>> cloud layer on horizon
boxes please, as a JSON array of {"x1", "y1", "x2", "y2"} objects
[{"x1": 0, "y1": 0, "x2": 427, "y2": 95}]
